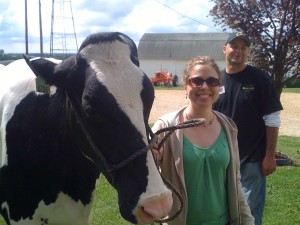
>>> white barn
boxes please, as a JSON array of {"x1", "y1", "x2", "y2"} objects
[{"x1": 138, "y1": 32, "x2": 229, "y2": 83}]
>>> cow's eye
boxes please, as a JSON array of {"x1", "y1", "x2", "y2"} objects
[{"x1": 84, "y1": 105, "x2": 94, "y2": 117}]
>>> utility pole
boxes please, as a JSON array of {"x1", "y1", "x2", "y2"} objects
[
  {"x1": 39, "y1": 0, "x2": 44, "y2": 56},
  {"x1": 25, "y1": 0, "x2": 28, "y2": 54}
]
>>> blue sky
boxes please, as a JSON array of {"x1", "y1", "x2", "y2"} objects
[{"x1": 0, "y1": 0, "x2": 223, "y2": 53}]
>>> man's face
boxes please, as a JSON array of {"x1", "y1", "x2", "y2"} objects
[{"x1": 223, "y1": 38, "x2": 250, "y2": 66}]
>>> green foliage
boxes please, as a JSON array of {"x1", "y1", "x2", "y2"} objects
[
  {"x1": 0, "y1": 136, "x2": 299, "y2": 225},
  {"x1": 36, "y1": 77, "x2": 50, "y2": 94},
  {"x1": 285, "y1": 78, "x2": 300, "y2": 88},
  {"x1": 209, "y1": 0, "x2": 300, "y2": 96},
  {"x1": 0, "y1": 53, "x2": 22, "y2": 61},
  {"x1": 0, "y1": 53, "x2": 73, "y2": 62}
]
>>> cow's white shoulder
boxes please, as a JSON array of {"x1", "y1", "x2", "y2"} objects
[
  {"x1": 0, "y1": 59, "x2": 37, "y2": 167},
  {"x1": 0, "y1": 58, "x2": 62, "y2": 167},
  {"x1": 2, "y1": 192, "x2": 93, "y2": 225},
  {"x1": 0, "y1": 59, "x2": 37, "y2": 97}
]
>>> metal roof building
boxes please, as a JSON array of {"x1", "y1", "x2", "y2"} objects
[{"x1": 137, "y1": 32, "x2": 229, "y2": 81}]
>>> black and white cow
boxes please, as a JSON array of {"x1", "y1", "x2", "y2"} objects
[{"x1": 0, "y1": 32, "x2": 172, "y2": 225}]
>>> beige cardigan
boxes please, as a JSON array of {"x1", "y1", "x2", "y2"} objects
[{"x1": 152, "y1": 107, "x2": 254, "y2": 225}]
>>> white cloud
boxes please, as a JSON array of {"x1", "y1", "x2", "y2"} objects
[{"x1": 0, "y1": 0, "x2": 221, "y2": 53}]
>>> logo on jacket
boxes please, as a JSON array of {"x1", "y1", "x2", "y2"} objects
[{"x1": 242, "y1": 85, "x2": 255, "y2": 91}]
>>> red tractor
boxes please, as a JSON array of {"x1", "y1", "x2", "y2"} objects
[{"x1": 150, "y1": 71, "x2": 173, "y2": 86}]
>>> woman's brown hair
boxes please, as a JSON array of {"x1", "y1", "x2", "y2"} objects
[{"x1": 182, "y1": 56, "x2": 221, "y2": 84}]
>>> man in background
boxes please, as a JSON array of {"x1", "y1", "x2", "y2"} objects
[{"x1": 213, "y1": 32, "x2": 283, "y2": 225}]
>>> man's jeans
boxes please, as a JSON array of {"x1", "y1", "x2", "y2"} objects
[{"x1": 240, "y1": 162, "x2": 266, "y2": 225}]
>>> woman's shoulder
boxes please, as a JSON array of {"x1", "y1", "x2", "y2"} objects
[
  {"x1": 157, "y1": 107, "x2": 186, "y2": 125},
  {"x1": 152, "y1": 107, "x2": 185, "y2": 132}
]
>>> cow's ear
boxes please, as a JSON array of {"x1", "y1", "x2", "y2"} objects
[{"x1": 23, "y1": 54, "x2": 56, "y2": 85}]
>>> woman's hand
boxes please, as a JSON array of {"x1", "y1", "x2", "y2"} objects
[{"x1": 152, "y1": 143, "x2": 163, "y2": 159}]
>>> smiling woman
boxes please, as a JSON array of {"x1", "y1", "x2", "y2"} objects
[{"x1": 150, "y1": 56, "x2": 254, "y2": 225}]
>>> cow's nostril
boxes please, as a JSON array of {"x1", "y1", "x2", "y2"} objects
[{"x1": 135, "y1": 191, "x2": 173, "y2": 224}]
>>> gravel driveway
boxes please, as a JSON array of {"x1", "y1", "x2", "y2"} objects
[{"x1": 149, "y1": 90, "x2": 300, "y2": 137}]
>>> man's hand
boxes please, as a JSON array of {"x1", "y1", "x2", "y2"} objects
[
  {"x1": 262, "y1": 154, "x2": 276, "y2": 176},
  {"x1": 262, "y1": 126, "x2": 279, "y2": 176}
]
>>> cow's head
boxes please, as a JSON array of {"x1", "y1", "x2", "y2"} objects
[{"x1": 23, "y1": 32, "x2": 172, "y2": 224}]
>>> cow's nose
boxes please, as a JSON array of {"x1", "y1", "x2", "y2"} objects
[{"x1": 135, "y1": 190, "x2": 173, "y2": 224}]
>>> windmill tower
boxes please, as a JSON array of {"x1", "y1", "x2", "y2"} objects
[{"x1": 50, "y1": 0, "x2": 78, "y2": 56}]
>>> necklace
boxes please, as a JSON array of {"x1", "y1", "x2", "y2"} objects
[{"x1": 185, "y1": 112, "x2": 215, "y2": 127}]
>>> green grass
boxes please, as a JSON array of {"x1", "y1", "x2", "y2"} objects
[
  {"x1": 282, "y1": 88, "x2": 300, "y2": 93},
  {"x1": 0, "y1": 135, "x2": 299, "y2": 224},
  {"x1": 92, "y1": 177, "x2": 131, "y2": 224},
  {"x1": 264, "y1": 136, "x2": 300, "y2": 225},
  {"x1": 153, "y1": 85, "x2": 184, "y2": 90}
]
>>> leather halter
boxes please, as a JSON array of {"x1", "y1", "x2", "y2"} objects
[{"x1": 65, "y1": 92, "x2": 158, "y2": 179}]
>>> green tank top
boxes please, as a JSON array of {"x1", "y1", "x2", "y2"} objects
[{"x1": 183, "y1": 127, "x2": 230, "y2": 225}]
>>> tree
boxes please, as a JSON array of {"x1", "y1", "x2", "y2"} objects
[
  {"x1": 0, "y1": 49, "x2": 4, "y2": 55},
  {"x1": 209, "y1": 0, "x2": 300, "y2": 97}
]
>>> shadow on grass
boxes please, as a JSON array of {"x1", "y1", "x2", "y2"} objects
[
  {"x1": 288, "y1": 160, "x2": 300, "y2": 167},
  {"x1": 277, "y1": 159, "x2": 300, "y2": 167}
]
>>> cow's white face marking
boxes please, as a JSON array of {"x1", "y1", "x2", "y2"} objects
[
  {"x1": 81, "y1": 40, "x2": 172, "y2": 216},
  {"x1": 81, "y1": 41, "x2": 147, "y2": 144},
  {"x1": 1, "y1": 192, "x2": 94, "y2": 225}
]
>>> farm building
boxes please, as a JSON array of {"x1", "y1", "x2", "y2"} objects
[{"x1": 137, "y1": 33, "x2": 229, "y2": 83}]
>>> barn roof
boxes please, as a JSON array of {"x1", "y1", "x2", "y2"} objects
[{"x1": 138, "y1": 33, "x2": 229, "y2": 60}]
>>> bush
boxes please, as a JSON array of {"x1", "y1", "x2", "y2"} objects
[{"x1": 285, "y1": 77, "x2": 300, "y2": 88}]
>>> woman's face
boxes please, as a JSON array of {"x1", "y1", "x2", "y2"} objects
[{"x1": 185, "y1": 64, "x2": 220, "y2": 108}]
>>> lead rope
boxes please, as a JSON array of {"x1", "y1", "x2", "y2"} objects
[
  {"x1": 65, "y1": 91, "x2": 205, "y2": 224},
  {"x1": 148, "y1": 118, "x2": 206, "y2": 225}
]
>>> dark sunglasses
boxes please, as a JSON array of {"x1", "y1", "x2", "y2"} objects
[{"x1": 188, "y1": 77, "x2": 220, "y2": 87}]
